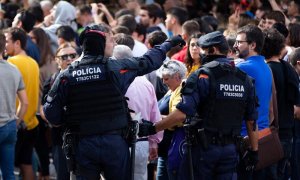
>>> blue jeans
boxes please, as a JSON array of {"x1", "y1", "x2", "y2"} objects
[
  {"x1": 292, "y1": 137, "x2": 300, "y2": 180},
  {"x1": 76, "y1": 134, "x2": 130, "y2": 180},
  {"x1": 156, "y1": 157, "x2": 169, "y2": 180},
  {"x1": 180, "y1": 143, "x2": 238, "y2": 180},
  {"x1": 0, "y1": 120, "x2": 17, "y2": 180}
]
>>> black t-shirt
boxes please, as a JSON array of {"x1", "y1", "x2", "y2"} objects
[{"x1": 268, "y1": 61, "x2": 294, "y2": 138}]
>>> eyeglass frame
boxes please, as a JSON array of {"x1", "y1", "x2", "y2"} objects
[{"x1": 234, "y1": 40, "x2": 249, "y2": 45}]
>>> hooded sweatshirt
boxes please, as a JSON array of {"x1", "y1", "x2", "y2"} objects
[{"x1": 42, "y1": 1, "x2": 76, "y2": 53}]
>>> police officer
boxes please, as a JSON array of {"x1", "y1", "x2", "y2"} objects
[
  {"x1": 139, "y1": 31, "x2": 259, "y2": 179},
  {"x1": 43, "y1": 24, "x2": 185, "y2": 180}
]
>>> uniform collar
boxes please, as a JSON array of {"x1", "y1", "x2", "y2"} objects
[{"x1": 202, "y1": 54, "x2": 228, "y2": 64}]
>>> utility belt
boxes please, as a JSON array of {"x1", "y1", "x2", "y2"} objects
[
  {"x1": 206, "y1": 131, "x2": 237, "y2": 145},
  {"x1": 189, "y1": 128, "x2": 239, "y2": 148}
]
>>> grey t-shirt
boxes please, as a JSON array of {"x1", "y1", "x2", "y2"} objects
[{"x1": 0, "y1": 60, "x2": 25, "y2": 126}]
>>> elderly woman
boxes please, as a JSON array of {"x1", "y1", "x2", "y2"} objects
[{"x1": 156, "y1": 60, "x2": 187, "y2": 180}]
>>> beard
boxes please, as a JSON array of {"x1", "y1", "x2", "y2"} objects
[{"x1": 236, "y1": 48, "x2": 249, "y2": 59}]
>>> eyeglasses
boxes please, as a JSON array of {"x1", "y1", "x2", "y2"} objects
[
  {"x1": 235, "y1": 40, "x2": 248, "y2": 45},
  {"x1": 190, "y1": 43, "x2": 199, "y2": 47},
  {"x1": 57, "y1": 53, "x2": 77, "y2": 60}
]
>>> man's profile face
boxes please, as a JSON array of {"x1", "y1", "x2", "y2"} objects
[
  {"x1": 165, "y1": 14, "x2": 174, "y2": 31},
  {"x1": 234, "y1": 33, "x2": 250, "y2": 59},
  {"x1": 139, "y1": 9, "x2": 150, "y2": 27},
  {"x1": 5, "y1": 33, "x2": 15, "y2": 56}
]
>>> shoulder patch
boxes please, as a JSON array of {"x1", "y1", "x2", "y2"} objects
[{"x1": 199, "y1": 74, "x2": 209, "y2": 79}]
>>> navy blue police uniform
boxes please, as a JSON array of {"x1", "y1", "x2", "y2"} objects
[
  {"x1": 43, "y1": 25, "x2": 185, "y2": 180},
  {"x1": 176, "y1": 32, "x2": 258, "y2": 179}
]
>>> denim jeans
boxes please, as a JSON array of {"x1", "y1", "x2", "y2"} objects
[
  {"x1": 0, "y1": 120, "x2": 17, "y2": 180},
  {"x1": 156, "y1": 157, "x2": 169, "y2": 180}
]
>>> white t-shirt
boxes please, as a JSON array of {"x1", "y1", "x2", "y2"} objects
[{"x1": 132, "y1": 40, "x2": 148, "y2": 57}]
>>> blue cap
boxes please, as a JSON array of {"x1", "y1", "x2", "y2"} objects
[{"x1": 198, "y1": 31, "x2": 226, "y2": 48}]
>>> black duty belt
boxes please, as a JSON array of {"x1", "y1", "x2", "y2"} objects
[
  {"x1": 137, "y1": 137, "x2": 149, "y2": 142},
  {"x1": 205, "y1": 132, "x2": 236, "y2": 145}
]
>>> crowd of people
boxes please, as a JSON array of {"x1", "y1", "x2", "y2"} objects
[{"x1": 0, "y1": 0, "x2": 300, "y2": 179}]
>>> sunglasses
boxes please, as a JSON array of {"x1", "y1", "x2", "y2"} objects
[{"x1": 57, "y1": 53, "x2": 77, "y2": 61}]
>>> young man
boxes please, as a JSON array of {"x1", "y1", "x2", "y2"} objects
[
  {"x1": 234, "y1": 24, "x2": 272, "y2": 179},
  {"x1": 6, "y1": 27, "x2": 40, "y2": 180},
  {"x1": 0, "y1": 32, "x2": 28, "y2": 180},
  {"x1": 165, "y1": 7, "x2": 188, "y2": 37},
  {"x1": 262, "y1": 28, "x2": 300, "y2": 179}
]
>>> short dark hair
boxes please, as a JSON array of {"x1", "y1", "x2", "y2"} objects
[
  {"x1": 56, "y1": 25, "x2": 76, "y2": 42},
  {"x1": 213, "y1": 41, "x2": 229, "y2": 55},
  {"x1": 18, "y1": 10, "x2": 36, "y2": 33},
  {"x1": 265, "y1": 11, "x2": 285, "y2": 24},
  {"x1": 8, "y1": 27, "x2": 27, "y2": 50},
  {"x1": 237, "y1": 24, "x2": 265, "y2": 54},
  {"x1": 0, "y1": 32, "x2": 5, "y2": 54},
  {"x1": 182, "y1": 20, "x2": 200, "y2": 37},
  {"x1": 147, "y1": 31, "x2": 167, "y2": 47},
  {"x1": 141, "y1": 4, "x2": 161, "y2": 22},
  {"x1": 272, "y1": 22, "x2": 289, "y2": 38},
  {"x1": 112, "y1": 26, "x2": 130, "y2": 35},
  {"x1": 261, "y1": 28, "x2": 285, "y2": 59},
  {"x1": 289, "y1": 47, "x2": 300, "y2": 66},
  {"x1": 28, "y1": 4, "x2": 44, "y2": 23},
  {"x1": 135, "y1": 23, "x2": 147, "y2": 42},
  {"x1": 114, "y1": 33, "x2": 135, "y2": 50},
  {"x1": 78, "y1": 5, "x2": 92, "y2": 15},
  {"x1": 117, "y1": 15, "x2": 136, "y2": 34},
  {"x1": 167, "y1": 7, "x2": 188, "y2": 26}
]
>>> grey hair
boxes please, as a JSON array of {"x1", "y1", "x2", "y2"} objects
[
  {"x1": 112, "y1": 45, "x2": 133, "y2": 59},
  {"x1": 156, "y1": 59, "x2": 187, "y2": 80}
]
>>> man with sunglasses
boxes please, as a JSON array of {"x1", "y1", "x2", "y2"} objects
[
  {"x1": 43, "y1": 24, "x2": 185, "y2": 180},
  {"x1": 138, "y1": 31, "x2": 259, "y2": 180}
]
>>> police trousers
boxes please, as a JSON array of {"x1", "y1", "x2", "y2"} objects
[
  {"x1": 76, "y1": 134, "x2": 130, "y2": 180},
  {"x1": 179, "y1": 143, "x2": 238, "y2": 180}
]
